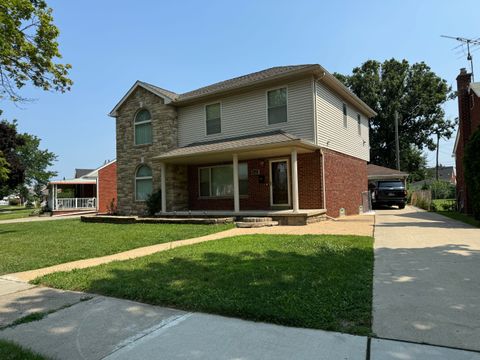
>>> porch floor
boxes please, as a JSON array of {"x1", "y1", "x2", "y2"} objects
[{"x1": 156, "y1": 209, "x2": 327, "y2": 226}]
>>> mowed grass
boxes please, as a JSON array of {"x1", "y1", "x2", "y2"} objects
[
  {"x1": 0, "y1": 206, "x2": 33, "y2": 220},
  {"x1": 0, "y1": 219, "x2": 233, "y2": 275},
  {"x1": 436, "y1": 210, "x2": 480, "y2": 228},
  {"x1": 36, "y1": 234, "x2": 374, "y2": 335},
  {"x1": 0, "y1": 340, "x2": 50, "y2": 360}
]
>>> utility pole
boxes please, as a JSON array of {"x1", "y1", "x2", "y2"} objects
[{"x1": 394, "y1": 110, "x2": 400, "y2": 171}]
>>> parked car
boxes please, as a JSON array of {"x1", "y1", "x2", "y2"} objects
[{"x1": 371, "y1": 180, "x2": 407, "y2": 209}]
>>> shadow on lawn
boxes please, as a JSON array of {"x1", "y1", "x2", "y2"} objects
[{"x1": 42, "y1": 245, "x2": 374, "y2": 335}]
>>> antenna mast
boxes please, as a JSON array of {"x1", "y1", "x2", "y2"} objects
[{"x1": 441, "y1": 35, "x2": 480, "y2": 81}]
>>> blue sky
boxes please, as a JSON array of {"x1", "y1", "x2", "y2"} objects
[{"x1": 2, "y1": 0, "x2": 479, "y2": 179}]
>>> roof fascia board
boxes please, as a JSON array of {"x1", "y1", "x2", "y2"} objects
[{"x1": 108, "y1": 81, "x2": 173, "y2": 117}]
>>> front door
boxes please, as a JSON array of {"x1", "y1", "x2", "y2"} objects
[{"x1": 270, "y1": 159, "x2": 290, "y2": 206}]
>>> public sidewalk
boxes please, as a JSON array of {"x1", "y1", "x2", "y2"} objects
[{"x1": 0, "y1": 278, "x2": 478, "y2": 360}]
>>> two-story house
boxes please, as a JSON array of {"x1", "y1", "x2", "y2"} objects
[{"x1": 109, "y1": 64, "x2": 376, "y2": 223}]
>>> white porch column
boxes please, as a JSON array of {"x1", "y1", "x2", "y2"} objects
[
  {"x1": 291, "y1": 148, "x2": 299, "y2": 213},
  {"x1": 53, "y1": 184, "x2": 57, "y2": 211},
  {"x1": 233, "y1": 154, "x2": 240, "y2": 213},
  {"x1": 160, "y1": 162, "x2": 167, "y2": 213}
]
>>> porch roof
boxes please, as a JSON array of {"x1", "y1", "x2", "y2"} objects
[
  {"x1": 49, "y1": 179, "x2": 96, "y2": 185},
  {"x1": 153, "y1": 131, "x2": 320, "y2": 164}
]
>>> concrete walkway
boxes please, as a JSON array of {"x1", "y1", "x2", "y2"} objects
[
  {"x1": 0, "y1": 214, "x2": 82, "y2": 225},
  {"x1": 1, "y1": 278, "x2": 479, "y2": 360},
  {"x1": 373, "y1": 206, "x2": 480, "y2": 351},
  {"x1": 4, "y1": 214, "x2": 374, "y2": 282}
]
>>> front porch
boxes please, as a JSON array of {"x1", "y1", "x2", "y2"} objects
[
  {"x1": 48, "y1": 179, "x2": 97, "y2": 214},
  {"x1": 156, "y1": 209, "x2": 327, "y2": 226},
  {"x1": 154, "y1": 131, "x2": 326, "y2": 221}
]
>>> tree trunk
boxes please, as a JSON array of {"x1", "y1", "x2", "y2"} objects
[{"x1": 436, "y1": 133, "x2": 440, "y2": 181}]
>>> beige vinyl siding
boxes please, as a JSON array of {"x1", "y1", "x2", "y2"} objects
[
  {"x1": 315, "y1": 81, "x2": 370, "y2": 161},
  {"x1": 178, "y1": 77, "x2": 314, "y2": 146}
]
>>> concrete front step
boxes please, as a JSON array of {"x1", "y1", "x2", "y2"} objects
[
  {"x1": 236, "y1": 221, "x2": 279, "y2": 228},
  {"x1": 241, "y1": 217, "x2": 273, "y2": 222}
]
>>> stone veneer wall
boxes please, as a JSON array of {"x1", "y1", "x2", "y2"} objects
[{"x1": 115, "y1": 87, "x2": 188, "y2": 215}]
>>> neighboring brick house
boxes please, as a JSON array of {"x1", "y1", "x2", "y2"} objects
[
  {"x1": 47, "y1": 160, "x2": 117, "y2": 215},
  {"x1": 454, "y1": 68, "x2": 480, "y2": 214},
  {"x1": 109, "y1": 64, "x2": 377, "y2": 220}
]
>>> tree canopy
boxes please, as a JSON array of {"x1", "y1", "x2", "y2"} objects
[
  {"x1": 335, "y1": 59, "x2": 455, "y2": 177},
  {"x1": 0, "y1": 0, "x2": 72, "y2": 103},
  {"x1": 0, "y1": 117, "x2": 56, "y2": 198}
]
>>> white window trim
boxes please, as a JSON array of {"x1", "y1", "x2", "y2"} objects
[
  {"x1": 204, "y1": 101, "x2": 222, "y2": 136},
  {"x1": 269, "y1": 158, "x2": 291, "y2": 207},
  {"x1": 134, "y1": 165, "x2": 153, "y2": 202},
  {"x1": 266, "y1": 86, "x2": 288, "y2": 126},
  {"x1": 198, "y1": 163, "x2": 248, "y2": 198},
  {"x1": 134, "y1": 109, "x2": 153, "y2": 146},
  {"x1": 357, "y1": 113, "x2": 362, "y2": 135},
  {"x1": 342, "y1": 103, "x2": 348, "y2": 128}
]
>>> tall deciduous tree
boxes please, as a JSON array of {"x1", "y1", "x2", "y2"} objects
[
  {"x1": 0, "y1": 118, "x2": 56, "y2": 198},
  {"x1": 0, "y1": 151, "x2": 9, "y2": 182},
  {"x1": 335, "y1": 59, "x2": 455, "y2": 177},
  {"x1": 0, "y1": 0, "x2": 72, "y2": 103}
]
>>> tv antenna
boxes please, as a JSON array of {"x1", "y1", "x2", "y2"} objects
[{"x1": 441, "y1": 35, "x2": 480, "y2": 81}]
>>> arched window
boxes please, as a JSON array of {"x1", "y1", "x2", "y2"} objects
[
  {"x1": 134, "y1": 109, "x2": 152, "y2": 145},
  {"x1": 135, "y1": 165, "x2": 152, "y2": 201}
]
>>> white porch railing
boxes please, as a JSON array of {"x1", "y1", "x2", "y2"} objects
[{"x1": 55, "y1": 198, "x2": 96, "y2": 210}]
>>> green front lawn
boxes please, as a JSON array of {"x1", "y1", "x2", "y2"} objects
[
  {"x1": 0, "y1": 340, "x2": 50, "y2": 360},
  {"x1": 35, "y1": 234, "x2": 374, "y2": 335},
  {"x1": 0, "y1": 206, "x2": 33, "y2": 220},
  {"x1": 0, "y1": 219, "x2": 233, "y2": 275},
  {"x1": 436, "y1": 211, "x2": 480, "y2": 228}
]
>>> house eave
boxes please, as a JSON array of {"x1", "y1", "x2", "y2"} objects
[
  {"x1": 153, "y1": 139, "x2": 320, "y2": 164},
  {"x1": 108, "y1": 81, "x2": 175, "y2": 117}
]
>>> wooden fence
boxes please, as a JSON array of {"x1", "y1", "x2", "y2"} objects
[{"x1": 410, "y1": 190, "x2": 432, "y2": 210}]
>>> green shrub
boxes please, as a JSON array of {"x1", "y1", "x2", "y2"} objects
[
  {"x1": 57, "y1": 188, "x2": 74, "y2": 198},
  {"x1": 464, "y1": 128, "x2": 480, "y2": 219},
  {"x1": 429, "y1": 180, "x2": 455, "y2": 199},
  {"x1": 145, "y1": 190, "x2": 162, "y2": 216}
]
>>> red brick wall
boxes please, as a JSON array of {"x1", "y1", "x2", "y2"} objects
[
  {"x1": 183, "y1": 150, "x2": 365, "y2": 216},
  {"x1": 98, "y1": 161, "x2": 117, "y2": 214},
  {"x1": 323, "y1": 149, "x2": 367, "y2": 217},
  {"x1": 298, "y1": 151, "x2": 323, "y2": 209},
  {"x1": 188, "y1": 159, "x2": 271, "y2": 211},
  {"x1": 455, "y1": 70, "x2": 480, "y2": 213}
]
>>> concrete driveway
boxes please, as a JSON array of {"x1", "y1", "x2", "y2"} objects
[{"x1": 373, "y1": 206, "x2": 480, "y2": 351}]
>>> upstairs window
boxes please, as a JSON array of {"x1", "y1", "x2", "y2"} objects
[
  {"x1": 206, "y1": 103, "x2": 221, "y2": 135},
  {"x1": 342, "y1": 103, "x2": 348, "y2": 128},
  {"x1": 134, "y1": 109, "x2": 152, "y2": 145},
  {"x1": 357, "y1": 113, "x2": 362, "y2": 135},
  {"x1": 267, "y1": 88, "x2": 287, "y2": 124},
  {"x1": 135, "y1": 165, "x2": 152, "y2": 201}
]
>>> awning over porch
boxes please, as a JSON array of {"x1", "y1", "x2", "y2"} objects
[{"x1": 153, "y1": 130, "x2": 320, "y2": 164}]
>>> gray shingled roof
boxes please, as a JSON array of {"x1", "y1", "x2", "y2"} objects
[
  {"x1": 470, "y1": 83, "x2": 480, "y2": 97},
  {"x1": 75, "y1": 169, "x2": 94, "y2": 178},
  {"x1": 109, "y1": 64, "x2": 377, "y2": 118},
  {"x1": 176, "y1": 65, "x2": 314, "y2": 102},
  {"x1": 367, "y1": 164, "x2": 409, "y2": 179},
  {"x1": 155, "y1": 130, "x2": 316, "y2": 159},
  {"x1": 139, "y1": 81, "x2": 179, "y2": 101}
]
